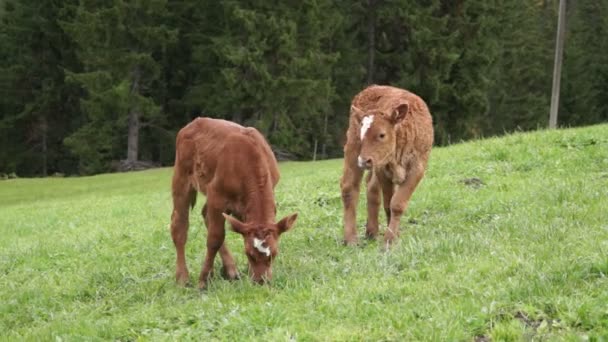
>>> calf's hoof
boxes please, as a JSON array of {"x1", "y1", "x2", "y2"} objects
[
  {"x1": 365, "y1": 221, "x2": 379, "y2": 240},
  {"x1": 343, "y1": 236, "x2": 359, "y2": 247},
  {"x1": 381, "y1": 234, "x2": 399, "y2": 252},
  {"x1": 175, "y1": 271, "x2": 190, "y2": 287},
  {"x1": 198, "y1": 274, "x2": 212, "y2": 291},
  {"x1": 380, "y1": 240, "x2": 392, "y2": 252},
  {"x1": 221, "y1": 266, "x2": 240, "y2": 281},
  {"x1": 365, "y1": 229, "x2": 379, "y2": 240},
  {"x1": 197, "y1": 269, "x2": 213, "y2": 290},
  {"x1": 198, "y1": 281, "x2": 208, "y2": 291}
]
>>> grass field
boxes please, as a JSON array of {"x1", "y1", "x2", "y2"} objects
[{"x1": 1, "y1": 125, "x2": 608, "y2": 341}]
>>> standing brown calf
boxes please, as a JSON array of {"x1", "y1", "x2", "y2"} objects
[
  {"x1": 340, "y1": 85, "x2": 433, "y2": 248},
  {"x1": 170, "y1": 117, "x2": 297, "y2": 289}
]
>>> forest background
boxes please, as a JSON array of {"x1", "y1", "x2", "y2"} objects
[{"x1": 1, "y1": 0, "x2": 607, "y2": 176}]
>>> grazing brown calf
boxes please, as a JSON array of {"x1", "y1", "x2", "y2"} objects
[
  {"x1": 170, "y1": 117, "x2": 298, "y2": 289},
  {"x1": 340, "y1": 85, "x2": 433, "y2": 248}
]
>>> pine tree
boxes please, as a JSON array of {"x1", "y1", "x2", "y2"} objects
[
  {"x1": 487, "y1": 1, "x2": 554, "y2": 134},
  {"x1": 366, "y1": 0, "x2": 500, "y2": 143},
  {"x1": 194, "y1": 0, "x2": 341, "y2": 158},
  {"x1": 61, "y1": 0, "x2": 176, "y2": 173},
  {"x1": 562, "y1": 0, "x2": 608, "y2": 126},
  {"x1": 0, "y1": 0, "x2": 80, "y2": 176}
]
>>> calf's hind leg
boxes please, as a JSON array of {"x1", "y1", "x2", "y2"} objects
[
  {"x1": 170, "y1": 176, "x2": 195, "y2": 286},
  {"x1": 382, "y1": 179, "x2": 395, "y2": 224},
  {"x1": 202, "y1": 204, "x2": 239, "y2": 280}
]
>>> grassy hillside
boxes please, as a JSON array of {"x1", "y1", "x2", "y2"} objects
[{"x1": 1, "y1": 125, "x2": 607, "y2": 341}]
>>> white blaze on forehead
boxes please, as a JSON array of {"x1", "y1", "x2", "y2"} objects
[
  {"x1": 360, "y1": 115, "x2": 374, "y2": 141},
  {"x1": 253, "y1": 238, "x2": 270, "y2": 256}
]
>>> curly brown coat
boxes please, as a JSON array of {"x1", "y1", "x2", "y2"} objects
[
  {"x1": 340, "y1": 85, "x2": 433, "y2": 248},
  {"x1": 170, "y1": 117, "x2": 297, "y2": 289}
]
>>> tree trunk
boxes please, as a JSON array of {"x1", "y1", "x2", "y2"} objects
[
  {"x1": 127, "y1": 66, "x2": 141, "y2": 162},
  {"x1": 366, "y1": 0, "x2": 377, "y2": 84},
  {"x1": 231, "y1": 111, "x2": 242, "y2": 124},
  {"x1": 269, "y1": 111, "x2": 279, "y2": 138},
  {"x1": 321, "y1": 110, "x2": 328, "y2": 158},
  {"x1": 41, "y1": 116, "x2": 48, "y2": 177}
]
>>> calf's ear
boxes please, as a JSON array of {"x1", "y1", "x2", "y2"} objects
[
  {"x1": 277, "y1": 213, "x2": 298, "y2": 234},
  {"x1": 391, "y1": 103, "x2": 409, "y2": 124},
  {"x1": 223, "y1": 213, "x2": 248, "y2": 235}
]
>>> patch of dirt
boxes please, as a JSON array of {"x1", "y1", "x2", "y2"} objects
[
  {"x1": 460, "y1": 177, "x2": 485, "y2": 189},
  {"x1": 514, "y1": 311, "x2": 562, "y2": 331},
  {"x1": 514, "y1": 311, "x2": 541, "y2": 328},
  {"x1": 272, "y1": 147, "x2": 295, "y2": 161},
  {"x1": 314, "y1": 197, "x2": 328, "y2": 207},
  {"x1": 479, "y1": 310, "x2": 566, "y2": 341},
  {"x1": 111, "y1": 160, "x2": 160, "y2": 172},
  {"x1": 314, "y1": 194, "x2": 340, "y2": 207}
]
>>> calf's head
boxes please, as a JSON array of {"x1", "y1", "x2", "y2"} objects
[
  {"x1": 352, "y1": 103, "x2": 409, "y2": 169},
  {"x1": 223, "y1": 213, "x2": 298, "y2": 284}
]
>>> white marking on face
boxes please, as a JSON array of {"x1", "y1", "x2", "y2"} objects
[
  {"x1": 360, "y1": 115, "x2": 374, "y2": 141},
  {"x1": 253, "y1": 238, "x2": 270, "y2": 257}
]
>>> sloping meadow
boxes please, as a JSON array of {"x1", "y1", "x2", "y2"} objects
[{"x1": 1, "y1": 125, "x2": 607, "y2": 340}]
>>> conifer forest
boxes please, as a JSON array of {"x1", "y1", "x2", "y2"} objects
[{"x1": 1, "y1": 0, "x2": 607, "y2": 176}]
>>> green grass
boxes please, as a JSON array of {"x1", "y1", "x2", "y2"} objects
[{"x1": 1, "y1": 125, "x2": 608, "y2": 341}]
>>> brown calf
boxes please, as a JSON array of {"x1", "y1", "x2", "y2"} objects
[
  {"x1": 340, "y1": 85, "x2": 433, "y2": 248},
  {"x1": 170, "y1": 117, "x2": 297, "y2": 289}
]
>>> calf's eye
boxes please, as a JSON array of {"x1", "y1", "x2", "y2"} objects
[{"x1": 379, "y1": 133, "x2": 386, "y2": 139}]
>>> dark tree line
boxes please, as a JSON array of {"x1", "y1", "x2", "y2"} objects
[{"x1": 1, "y1": 0, "x2": 607, "y2": 176}]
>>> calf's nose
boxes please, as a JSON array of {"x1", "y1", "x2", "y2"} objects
[
  {"x1": 358, "y1": 155, "x2": 372, "y2": 169},
  {"x1": 251, "y1": 277, "x2": 263, "y2": 284},
  {"x1": 250, "y1": 268, "x2": 272, "y2": 284}
]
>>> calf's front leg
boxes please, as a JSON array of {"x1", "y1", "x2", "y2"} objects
[
  {"x1": 202, "y1": 204, "x2": 239, "y2": 281},
  {"x1": 198, "y1": 206, "x2": 226, "y2": 289},
  {"x1": 383, "y1": 163, "x2": 425, "y2": 249},
  {"x1": 365, "y1": 171, "x2": 381, "y2": 240},
  {"x1": 341, "y1": 142, "x2": 364, "y2": 246}
]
